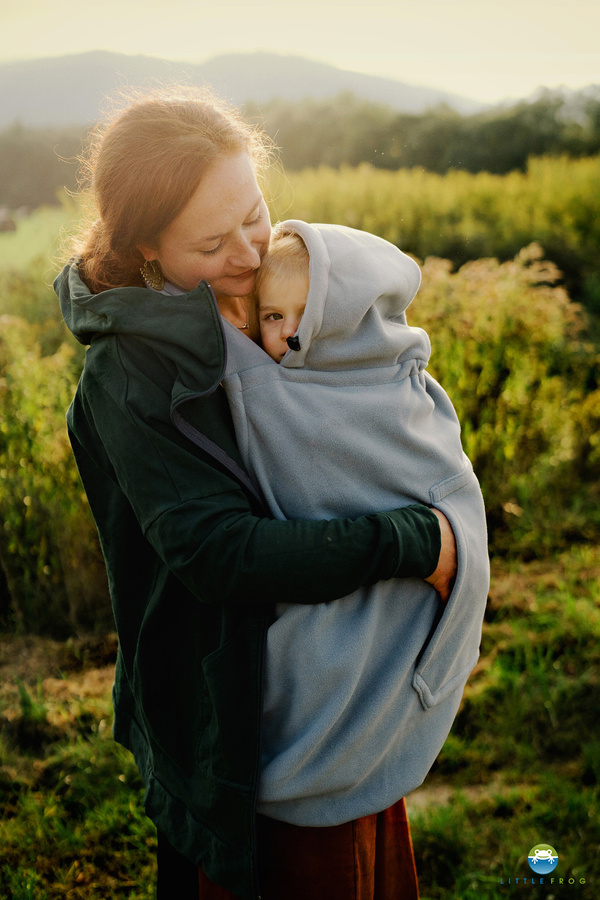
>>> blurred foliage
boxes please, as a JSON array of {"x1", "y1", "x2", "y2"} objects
[
  {"x1": 0, "y1": 635, "x2": 156, "y2": 898},
  {"x1": 0, "y1": 123, "x2": 85, "y2": 208},
  {"x1": 246, "y1": 89, "x2": 600, "y2": 174},
  {"x1": 271, "y1": 154, "x2": 600, "y2": 313},
  {"x1": 409, "y1": 544, "x2": 600, "y2": 899},
  {"x1": 0, "y1": 265, "x2": 110, "y2": 637},
  {"x1": 247, "y1": 89, "x2": 600, "y2": 175},
  {"x1": 3, "y1": 88, "x2": 600, "y2": 211},
  {"x1": 0, "y1": 204, "x2": 80, "y2": 271},
  {"x1": 412, "y1": 245, "x2": 600, "y2": 558}
]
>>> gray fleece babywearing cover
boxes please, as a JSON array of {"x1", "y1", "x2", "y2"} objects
[{"x1": 221, "y1": 221, "x2": 490, "y2": 826}]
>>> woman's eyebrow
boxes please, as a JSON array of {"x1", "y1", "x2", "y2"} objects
[{"x1": 189, "y1": 196, "x2": 263, "y2": 245}]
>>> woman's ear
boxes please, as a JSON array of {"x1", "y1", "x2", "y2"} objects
[{"x1": 137, "y1": 245, "x2": 156, "y2": 262}]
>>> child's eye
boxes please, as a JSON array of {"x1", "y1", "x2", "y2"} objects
[{"x1": 264, "y1": 313, "x2": 283, "y2": 322}]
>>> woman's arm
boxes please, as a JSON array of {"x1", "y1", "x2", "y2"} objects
[
  {"x1": 70, "y1": 344, "x2": 445, "y2": 609},
  {"x1": 425, "y1": 509, "x2": 457, "y2": 603}
]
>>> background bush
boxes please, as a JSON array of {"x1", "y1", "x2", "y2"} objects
[
  {"x1": 412, "y1": 245, "x2": 600, "y2": 557},
  {"x1": 0, "y1": 264, "x2": 110, "y2": 637},
  {"x1": 273, "y1": 154, "x2": 600, "y2": 313}
]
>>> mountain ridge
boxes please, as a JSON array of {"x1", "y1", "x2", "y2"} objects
[{"x1": 0, "y1": 49, "x2": 487, "y2": 128}]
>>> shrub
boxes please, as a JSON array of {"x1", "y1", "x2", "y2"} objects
[
  {"x1": 0, "y1": 312, "x2": 110, "y2": 636},
  {"x1": 410, "y1": 244, "x2": 600, "y2": 556},
  {"x1": 272, "y1": 155, "x2": 600, "y2": 312}
]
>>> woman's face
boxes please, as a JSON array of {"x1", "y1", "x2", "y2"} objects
[{"x1": 141, "y1": 152, "x2": 271, "y2": 297}]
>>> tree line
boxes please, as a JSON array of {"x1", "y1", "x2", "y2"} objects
[
  {"x1": 1, "y1": 88, "x2": 600, "y2": 210},
  {"x1": 245, "y1": 89, "x2": 600, "y2": 173},
  {"x1": 0, "y1": 123, "x2": 84, "y2": 209}
]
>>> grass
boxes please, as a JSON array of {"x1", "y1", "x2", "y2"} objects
[
  {"x1": 0, "y1": 548, "x2": 598, "y2": 898},
  {"x1": 0, "y1": 636, "x2": 156, "y2": 899},
  {"x1": 407, "y1": 544, "x2": 600, "y2": 899},
  {"x1": 0, "y1": 203, "x2": 79, "y2": 274}
]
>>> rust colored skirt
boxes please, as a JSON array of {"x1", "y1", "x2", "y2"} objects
[{"x1": 186, "y1": 797, "x2": 419, "y2": 900}]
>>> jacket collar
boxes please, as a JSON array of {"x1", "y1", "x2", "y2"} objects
[{"x1": 55, "y1": 261, "x2": 227, "y2": 405}]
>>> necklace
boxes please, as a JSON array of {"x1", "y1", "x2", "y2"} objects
[{"x1": 238, "y1": 322, "x2": 249, "y2": 330}]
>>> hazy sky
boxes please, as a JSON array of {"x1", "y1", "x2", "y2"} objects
[{"x1": 2, "y1": 0, "x2": 599, "y2": 103}]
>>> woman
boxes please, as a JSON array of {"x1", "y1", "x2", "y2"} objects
[{"x1": 55, "y1": 85, "x2": 458, "y2": 900}]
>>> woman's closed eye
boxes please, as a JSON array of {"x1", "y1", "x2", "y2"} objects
[
  {"x1": 199, "y1": 209, "x2": 264, "y2": 257},
  {"x1": 200, "y1": 242, "x2": 223, "y2": 257},
  {"x1": 243, "y1": 210, "x2": 263, "y2": 229}
]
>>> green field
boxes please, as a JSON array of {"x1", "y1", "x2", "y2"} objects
[
  {"x1": 0, "y1": 204, "x2": 78, "y2": 272},
  {"x1": 1, "y1": 163, "x2": 598, "y2": 898}
]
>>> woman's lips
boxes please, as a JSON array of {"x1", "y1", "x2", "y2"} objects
[{"x1": 230, "y1": 269, "x2": 255, "y2": 280}]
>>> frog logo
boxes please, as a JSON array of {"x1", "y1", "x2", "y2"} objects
[{"x1": 528, "y1": 843, "x2": 559, "y2": 874}]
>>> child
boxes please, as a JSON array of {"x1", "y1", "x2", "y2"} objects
[
  {"x1": 221, "y1": 219, "x2": 490, "y2": 828},
  {"x1": 247, "y1": 230, "x2": 309, "y2": 361}
]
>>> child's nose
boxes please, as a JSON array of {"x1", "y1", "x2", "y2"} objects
[{"x1": 281, "y1": 319, "x2": 298, "y2": 339}]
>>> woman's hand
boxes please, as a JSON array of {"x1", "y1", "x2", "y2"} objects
[{"x1": 425, "y1": 508, "x2": 457, "y2": 603}]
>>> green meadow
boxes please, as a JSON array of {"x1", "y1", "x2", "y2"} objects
[{"x1": 1, "y1": 158, "x2": 599, "y2": 897}]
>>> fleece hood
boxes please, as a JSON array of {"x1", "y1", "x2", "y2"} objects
[
  {"x1": 54, "y1": 260, "x2": 226, "y2": 405},
  {"x1": 276, "y1": 220, "x2": 427, "y2": 370}
]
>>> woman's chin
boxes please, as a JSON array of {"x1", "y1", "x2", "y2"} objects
[{"x1": 225, "y1": 271, "x2": 257, "y2": 295}]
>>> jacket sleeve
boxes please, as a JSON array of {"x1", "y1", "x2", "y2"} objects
[{"x1": 69, "y1": 341, "x2": 441, "y2": 608}]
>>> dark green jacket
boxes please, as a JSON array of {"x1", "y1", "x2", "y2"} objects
[{"x1": 55, "y1": 262, "x2": 441, "y2": 900}]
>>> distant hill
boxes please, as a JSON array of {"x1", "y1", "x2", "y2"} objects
[{"x1": 0, "y1": 50, "x2": 486, "y2": 129}]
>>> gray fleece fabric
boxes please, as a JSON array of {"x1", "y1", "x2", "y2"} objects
[{"x1": 221, "y1": 221, "x2": 490, "y2": 826}]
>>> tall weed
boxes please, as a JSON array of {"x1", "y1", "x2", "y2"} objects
[
  {"x1": 0, "y1": 313, "x2": 110, "y2": 636},
  {"x1": 412, "y1": 245, "x2": 600, "y2": 556},
  {"x1": 273, "y1": 154, "x2": 600, "y2": 312}
]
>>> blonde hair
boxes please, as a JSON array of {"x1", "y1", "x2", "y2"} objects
[
  {"x1": 71, "y1": 84, "x2": 274, "y2": 293},
  {"x1": 249, "y1": 229, "x2": 309, "y2": 343}
]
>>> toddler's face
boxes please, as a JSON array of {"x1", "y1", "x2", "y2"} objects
[{"x1": 258, "y1": 272, "x2": 308, "y2": 362}]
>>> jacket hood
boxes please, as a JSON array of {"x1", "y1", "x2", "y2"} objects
[
  {"x1": 275, "y1": 221, "x2": 428, "y2": 370},
  {"x1": 54, "y1": 261, "x2": 226, "y2": 402}
]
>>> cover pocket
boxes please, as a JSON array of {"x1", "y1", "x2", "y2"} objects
[
  {"x1": 428, "y1": 456, "x2": 475, "y2": 504},
  {"x1": 412, "y1": 462, "x2": 489, "y2": 710}
]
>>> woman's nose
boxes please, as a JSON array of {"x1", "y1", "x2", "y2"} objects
[{"x1": 230, "y1": 234, "x2": 261, "y2": 269}]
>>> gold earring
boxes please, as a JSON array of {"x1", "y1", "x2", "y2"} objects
[{"x1": 140, "y1": 259, "x2": 165, "y2": 291}]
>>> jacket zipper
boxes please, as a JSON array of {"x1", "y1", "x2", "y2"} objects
[
  {"x1": 170, "y1": 283, "x2": 267, "y2": 510},
  {"x1": 250, "y1": 611, "x2": 269, "y2": 900},
  {"x1": 169, "y1": 286, "x2": 270, "y2": 898},
  {"x1": 174, "y1": 401, "x2": 270, "y2": 899}
]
